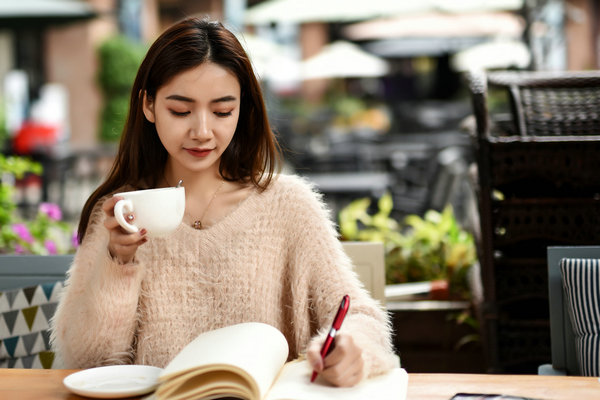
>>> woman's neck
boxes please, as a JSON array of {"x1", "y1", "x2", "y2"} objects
[{"x1": 163, "y1": 162, "x2": 223, "y2": 198}]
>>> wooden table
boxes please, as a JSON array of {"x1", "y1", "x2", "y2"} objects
[
  {"x1": 406, "y1": 373, "x2": 600, "y2": 399},
  {"x1": 0, "y1": 368, "x2": 598, "y2": 399}
]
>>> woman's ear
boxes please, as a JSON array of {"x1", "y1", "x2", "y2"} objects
[{"x1": 142, "y1": 91, "x2": 156, "y2": 123}]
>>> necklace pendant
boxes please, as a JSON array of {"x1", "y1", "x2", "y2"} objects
[{"x1": 188, "y1": 178, "x2": 225, "y2": 231}]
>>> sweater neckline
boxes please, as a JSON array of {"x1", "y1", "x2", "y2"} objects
[{"x1": 178, "y1": 182, "x2": 262, "y2": 234}]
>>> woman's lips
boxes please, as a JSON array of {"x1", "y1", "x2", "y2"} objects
[{"x1": 186, "y1": 148, "x2": 212, "y2": 157}]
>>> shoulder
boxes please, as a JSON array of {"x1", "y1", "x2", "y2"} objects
[
  {"x1": 261, "y1": 173, "x2": 333, "y2": 221},
  {"x1": 266, "y1": 174, "x2": 323, "y2": 201},
  {"x1": 262, "y1": 174, "x2": 328, "y2": 211}
]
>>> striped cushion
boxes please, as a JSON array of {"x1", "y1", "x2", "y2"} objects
[
  {"x1": 560, "y1": 258, "x2": 600, "y2": 376},
  {"x1": 0, "y1": 281, "x2": 64, "y2": 368}
]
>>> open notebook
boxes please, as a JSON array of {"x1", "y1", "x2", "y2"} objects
[{"x1": 146, "y1": 322, "x2": 407, "y2": 400}]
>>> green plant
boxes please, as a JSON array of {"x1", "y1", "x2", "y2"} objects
[
  {"x1": 339, "y1": 193, "x2": 477, "y2": 300},
  {"x1": 339, "y1": 192, "x2": 402, "y2": 244},
  {"x1": 448, "y1": 308, "x2": 481, "y2": 350},
  {"x1": 0, "y1": 97, "x2": 7, "y2": 148},
  {"x1": 97, "y1": 35, "x2": 146, "y2": 142},
  {"x1": 0, "y1": 154, "x2": 77, "y2": 255},
  {"x1": 0, "y1": 155, "x2": 43, "y2": 226}
]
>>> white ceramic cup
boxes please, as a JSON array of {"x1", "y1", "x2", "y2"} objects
[{"x1": 113, "y1": 187, "x2": 185, "y2": 237}]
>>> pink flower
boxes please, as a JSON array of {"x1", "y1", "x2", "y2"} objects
[
  {"x1": 14, "y1": 244, "x2": 25, "y2": 254},
  {"x1": 39, "y1": 202, "x2": 62, "y2": 221},
  {"x1": 44, "y1": 240, "x2": 57, "y2": 255},
  {"x1": 12, "y1": 223, "x2": 34, "y2": 244},
  {"x1": 71, "y1": 229, "x2": 79, "y2": 249}
]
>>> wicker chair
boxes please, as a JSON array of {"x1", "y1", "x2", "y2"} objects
[
  {"x1": 469, "y1": 70, "x2": 600, "y2": 136},
  {"x1": 466, "y1": 70, "x2": 600, "y2": 374}
]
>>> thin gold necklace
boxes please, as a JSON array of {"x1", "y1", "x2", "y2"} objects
[{"x1": 191, "y1": 179, "x2": 226, "y2": 230}]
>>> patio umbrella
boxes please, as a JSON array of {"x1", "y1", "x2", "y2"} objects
[
  {"x1": 451, "y1": 39, "x2": 531, "y2": 71},
  {"x1": 235, "y1": 32, "x2": 301, "y2": 88},
  {"x1": 245, "y1": 0, "x2": 524, "y2": 25},
  {"x1": 301, "y1": 41, "x2": 389, "y2": 80},
  {"x1": 0, "y1": 0, "x2": 96, "y2": 27},
  {"x1": 245, "y1": 0, "x2": 426, "y2": 24},
  {"x1": 343, "y1": 11, "x2": 525, "y2": 40}
]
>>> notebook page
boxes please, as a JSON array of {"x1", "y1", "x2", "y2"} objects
[
  {"x1": 160, "y1": 322, "x2": 288, "y2": 399},
  {"x1": 265, "y1": 359, "x2": 408, "y2": 400}
]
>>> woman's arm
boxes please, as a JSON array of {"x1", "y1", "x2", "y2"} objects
[
  {"x1": 283, "y1": 176, "x2": 398, "y2": 383},
  {"x1": 304, "y1": 241, "x2": 397, "y2": 384},
  {"x1": 50, "y1": 202, "x2": 145, "y2": 368}
]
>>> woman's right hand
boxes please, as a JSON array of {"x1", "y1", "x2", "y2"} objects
[{"x1": 102, "y1": 196, "x2": 147, "y2": 264}]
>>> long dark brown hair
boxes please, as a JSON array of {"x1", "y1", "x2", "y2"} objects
[{"x1": 78, "y1": 17, "x2": 281, "y2": 242}]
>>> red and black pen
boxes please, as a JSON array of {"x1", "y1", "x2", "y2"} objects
[{"x1": 310, "y1": 294, "x2": 350, "y2": 383}]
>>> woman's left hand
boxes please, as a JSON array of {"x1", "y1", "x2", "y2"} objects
[{"x1": 306, "y1": 332, "x2": 365, "y2": 387}]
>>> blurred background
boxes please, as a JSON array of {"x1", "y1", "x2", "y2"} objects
[
  {"x1": 1, "y1": 0, "x2": 599, "y2": 374},
  {"x1": 1, "y1": 0, "x2": 587, "y2": 222}
]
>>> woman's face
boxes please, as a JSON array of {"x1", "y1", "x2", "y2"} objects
[{"x1": 143, "y1": 62, "x2": 241, "y2": 175}]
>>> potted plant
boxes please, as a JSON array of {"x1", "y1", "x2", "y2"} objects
[
  {"x1": 97, "y1": 35, "x2": 146, "y2": 142},
  {"x1": 0, "y1": 154, "x2": 77, "y2": 254},
  {"x1": 339, "y1": 192, "x2": 476, "y2": 300},
  {"x1": 339, "y1": 193, "x2": 483, "y2": 372}
]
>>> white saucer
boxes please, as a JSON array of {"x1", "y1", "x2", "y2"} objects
[{"x1": 63, "y1": 365, "x2": 163, "y2": 399}]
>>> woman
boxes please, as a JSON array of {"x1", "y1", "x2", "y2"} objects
[{"x1": 50, "y1": 17, "x2": 397, "y2": 387}]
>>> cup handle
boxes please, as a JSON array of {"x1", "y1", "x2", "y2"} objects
[{"x1": 114, "y1": 199, "x2": 139, "y2": 233}]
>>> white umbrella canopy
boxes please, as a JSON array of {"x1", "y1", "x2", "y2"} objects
[
  {"x1": 343, "y1": 11, "x2": 525, "y2": 40},
  {"x1": 301, "y1": 41, "x2": 389, "y2": 80},
  {"x1": 245, "y1": 0, "x2": 425, "y2": 24},
  {"x1": 0, "y1": 0, "x2": 95, "y2": 18},
  {"x1": 235, "y1": 32, "x2": 302, "y2": 91},
  {"x1": 236, "y1": 33, "x2": 290, "y2": 76},
  {"x1": 451, "y1": 39, "x2": 531, "y2": 72},
  {"x1": 0, "y1": 0, "x2": 96, "y2": 26},
  {"x1": 244, "y1": 0, "x2": 524, "y2": 25},
  {"x1": 432, "y1": 0, "x2": 523, "y2": 13}
]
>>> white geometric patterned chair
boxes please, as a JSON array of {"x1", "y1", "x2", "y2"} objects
[
  {"x1": 0, "y1": 281, "x2": 64, "y2": 368},
  {"x1": 0, "y1": 255, "x2": 73, "y2": 368}
]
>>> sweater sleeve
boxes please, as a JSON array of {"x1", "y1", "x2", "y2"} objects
[
  {"x1": 283, "y1": 176, "x2": 398, "y2": 377},
  {"x1": 50, "y1": 200, "x2": 145, "y2": 368}
]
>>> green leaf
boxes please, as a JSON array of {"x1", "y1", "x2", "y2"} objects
[
  {"x1": 377, "y1": 192, "x2": 393, "y2": 215},
  {"x1": 0, "y1": 154, "x2": 43, "y2": 178},
  {"x1": 339, "y1": 197, "x2": 371, "y2": 240},
  {"x1": 454, "y1": 333, "x2": 480, "y2": 351}
]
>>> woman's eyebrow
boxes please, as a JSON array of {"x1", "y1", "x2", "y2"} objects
[
  {"x1": 164, "y1": 94, "x2": 237, "y2": 104},
  {"x1": 165, "y1": 94, "x2": 194, "y2": 103},
  {"x1": 211, "y1": 95, "x2": 237, "y2": 104}
]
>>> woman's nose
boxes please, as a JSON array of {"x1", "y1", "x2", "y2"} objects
[{"x1": 190, "y1": 112, "x2": 211, "y2": 138}]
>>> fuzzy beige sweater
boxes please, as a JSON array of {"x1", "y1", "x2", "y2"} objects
[{"x1": 50, "y1": 174, "x2": 397, "y2": 377}]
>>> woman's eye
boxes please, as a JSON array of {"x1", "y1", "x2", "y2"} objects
[
  {"x1": 170, "y1": 110, "x2": 190, "y2": 117},
  {"x1": 215, "y1": 111, "x2": 232, "y2": 117}
]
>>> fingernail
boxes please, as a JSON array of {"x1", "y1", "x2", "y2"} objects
[
  {"x1": 142, "y1": 238, "x2": 148, "y2": 243},
  {"x1": 140, "y1": 229, "x2": 147, "y2": 235}
]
